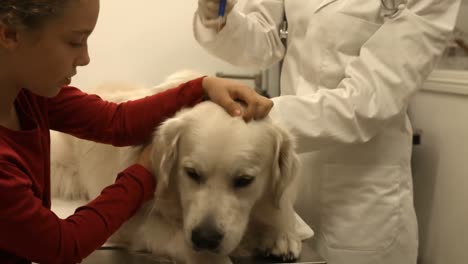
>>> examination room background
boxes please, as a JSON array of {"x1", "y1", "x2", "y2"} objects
[
  {"x1": 66, "y1": 1, "x2": 468, "y2": 264},
  {"x1": 71, "y1": 0, "x2": 261, "y2": 92}
]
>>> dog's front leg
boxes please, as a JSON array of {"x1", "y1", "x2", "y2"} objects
[{"x1": 253, "y1": 205, "x2": 303, "y2": 262}]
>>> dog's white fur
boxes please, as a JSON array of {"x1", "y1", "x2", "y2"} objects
[{"x1": 50, "y1": 71, "x2": 303, "y2": 264}]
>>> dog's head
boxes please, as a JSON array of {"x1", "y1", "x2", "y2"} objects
[{"x1": 151, "y1": 101, "x2": 299, "y2": 255}]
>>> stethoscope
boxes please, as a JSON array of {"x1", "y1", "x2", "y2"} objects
[{"x1": 381, "y1": 0, "x2": 407, "y2": 18}]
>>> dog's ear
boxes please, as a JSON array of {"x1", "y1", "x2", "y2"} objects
[
  {"x1": 271, "y1": 126, "x2": 300, "y2": 209},
  {"x1": 150, "y1": 117, "x2": 185, "y2": 195}
]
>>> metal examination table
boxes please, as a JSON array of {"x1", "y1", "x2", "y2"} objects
[{"x1": 82, "y1": 240, "x2": 326, "y2": 264}]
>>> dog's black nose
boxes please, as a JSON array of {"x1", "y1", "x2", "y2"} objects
[{"x1": 191, "y1": 224, "x2": 224, "y2": 251}]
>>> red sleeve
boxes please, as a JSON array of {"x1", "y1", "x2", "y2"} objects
[
  {"x1": 0, "y1": 163, "x2": 155, "y2": 264},
  {"x1": 47, "y1": 77, "x2": 205, "y2": 146}
]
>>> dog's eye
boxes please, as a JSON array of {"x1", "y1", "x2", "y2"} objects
[
  {"x1": 185, "y1": 167, "x2": 202, "y2": 183},
  {"x1": 233, "y1": 176, "x2": 255, "y2": 189}
]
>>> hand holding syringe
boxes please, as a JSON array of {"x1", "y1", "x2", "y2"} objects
[
  {"x1": 197, "y1": 0, "x2": 237, "y2": 31},
  {"x1": 217, "y1": 0, "x2": 227, "y2": 32}
]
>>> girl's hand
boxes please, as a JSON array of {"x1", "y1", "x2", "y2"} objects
[{"x1": 202, "y1": 76, "x2": 273, "y2": 122}]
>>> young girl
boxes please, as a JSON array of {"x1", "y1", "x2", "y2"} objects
[{"x1": 0, "y1": 1, "x2": 273, "y2": 263}]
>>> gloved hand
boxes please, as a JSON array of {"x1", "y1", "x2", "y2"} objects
[{"x1": 197, "y1": 0, "x2": 238, "y2": 29}]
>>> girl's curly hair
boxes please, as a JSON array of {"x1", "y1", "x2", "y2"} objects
[{"x1": 0, "y1": 0, "x2": 69, "y2": 29}]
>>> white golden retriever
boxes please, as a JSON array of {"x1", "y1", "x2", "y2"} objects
[{"x1": 50, "y1": 71, "x2": 312, "y2": 264}]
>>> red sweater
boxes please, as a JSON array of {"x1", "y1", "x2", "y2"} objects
[{"x1": 0, "y1": 78, "x2": 205, "y2": 264}]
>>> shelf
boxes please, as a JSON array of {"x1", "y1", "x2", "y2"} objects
[{"x1": 422, "y1": 69, "x2": 468, "y2": 96}]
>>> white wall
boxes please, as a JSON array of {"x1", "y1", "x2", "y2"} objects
[
  {"x1": 409, "y1": 78, "x2": 468, "y2": 264},
  {"x1": 72, "y1": 0, "x2": 257, "y2": 91},
  {"x1": 456, "y1": 0, "x2": 468, "y2": 33}
]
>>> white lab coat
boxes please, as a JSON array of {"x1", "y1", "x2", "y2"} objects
[{"x1": 194, "y1": 0, "x2": 460, "y2": 263}]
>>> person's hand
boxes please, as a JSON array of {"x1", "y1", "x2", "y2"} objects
[
  {"x1": 137, "y1": 143, "x2": 153, "y2": 173},
  {"x1": 197, "y1": 0, "x2": 238, "y2": 30},
  {"x1": 202, "y1": 76, "x2": 273, "y2": 122}
]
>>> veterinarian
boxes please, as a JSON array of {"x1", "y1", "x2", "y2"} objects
[
  {"x1": 194, "y1": 0, "x2": 460, "y2": 263},
  {"x1": 0, "y1": 1, "x2": 274, "y2": 263}
]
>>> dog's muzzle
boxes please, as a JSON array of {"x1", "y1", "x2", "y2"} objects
[{"x1": 191, "y1": 219, "x2": 224, "y2": 251}]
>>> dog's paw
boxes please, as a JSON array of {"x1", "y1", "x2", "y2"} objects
[{"x1": 258, "y1": 232, "x2": 302, "y2": 262}]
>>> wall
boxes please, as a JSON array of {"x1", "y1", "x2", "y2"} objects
[
  {"x1": 409, "y1": 74, "x2": 468, "y2": 264},
  {"x1": 456, "y1": 0, "x2": 468, "y2": 32},
  {"x1": 72, "y1": 0, "x2": 258, "y2": 91}
]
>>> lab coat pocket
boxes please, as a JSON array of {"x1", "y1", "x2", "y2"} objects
[
  {"x1": 314, "y1": 0, "x2": 339, "y2": 13},
  {"x1": 315, "y1": 11, "x2": 382, "y2": 90},
  {"x1": 327, "y1": 12, "x2": 381, "y2": 57},
  {"x1": 320, "y1": 164, "x2": 400, "y2": 251},
  {"x1": 338, "y1": 0, "x2": 385, "y2": 25}
]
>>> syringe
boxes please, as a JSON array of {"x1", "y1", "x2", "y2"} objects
[{"x1": 217, "y1": 0, "x2": 227, "y2": 32}]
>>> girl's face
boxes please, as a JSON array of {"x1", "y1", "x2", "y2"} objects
[{"x1": 8, "y1": 0, "x2": 100, "y2": 97}]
